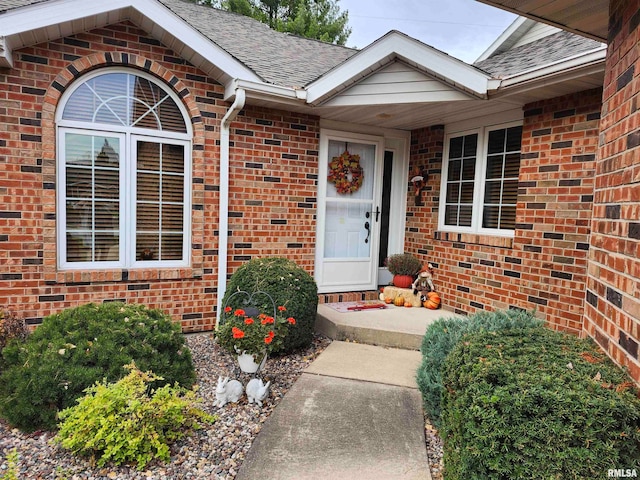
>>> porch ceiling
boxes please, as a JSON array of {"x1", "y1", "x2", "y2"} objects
[{"x1": 476, "y1": 0, "x2": 608, "y2": 42}]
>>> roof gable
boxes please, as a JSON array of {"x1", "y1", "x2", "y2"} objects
[
  {"x1": 322, "y1": 60, "x2": 474, "y2": 107},
  {"x1": 306, "y1": 31, "x2": 491, "y2": 106},
  {"x1": 0, "y1": 0, "x2": 261, "y2": 85},
  {"x1": 0, "y1": 0, "x2": 356, "y2": 89}
]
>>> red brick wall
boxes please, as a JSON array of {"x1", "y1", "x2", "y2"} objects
[
  {"x1": 0, "y1": 22, "x2": 319, "y2": 331},
  {"x1": 583, "y1": 0, "x2": 640, "y2": 382},
  {"x1": 226, "y1": 107, "x2": 319, "y2": 274},
  {"x1": 407, "y1": 88, "x2": 601, "y2": 335}
]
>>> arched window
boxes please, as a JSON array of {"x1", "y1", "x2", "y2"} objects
[{"x1": 56, "y1": 69, "x2": 192, "y2": 269}]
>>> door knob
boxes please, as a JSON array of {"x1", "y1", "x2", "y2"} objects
[{"x1": 364, "y1": 221, "x2": 370, "y2": 244}]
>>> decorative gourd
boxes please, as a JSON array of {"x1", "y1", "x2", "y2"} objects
[
  {"x1": 423, "y1": 291, "x2": 441, "y2": 309},
  {"x1": 404, "y1": 301, "x2": 412, "y2": 308},
  {"x1": 394, "y1": 295, "x2": 405, "y2": 307},
  {"x1": 384, "y1": 297, "x2": 394, "y2": 305}
]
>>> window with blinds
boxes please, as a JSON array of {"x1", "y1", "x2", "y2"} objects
[
  {"x1": 483, "y1": 126, "x2": 522, "y2": 230},
  {"x1": 440, "y1": 122, "x2": 522, "y2": 235},
  {"x1": 444, "y1": 133, "x2": 477, "y2": 228},
  {"x1": 57, "y1": 69, "x2": 191, "y2": 269}
]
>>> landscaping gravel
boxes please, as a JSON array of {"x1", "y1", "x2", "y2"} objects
[{"x1": 0, "y1": 333, "x2": 444, "y2": 479}]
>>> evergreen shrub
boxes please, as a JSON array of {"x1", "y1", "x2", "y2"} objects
[
  {"x1": 416, "y1": 309, "x2": 542, "y2": 426},
  {"x1": 442, "y1": 328, "x2": 640, "y2": 479},
  {"x1": 222, "y1": 257, "x2": 318, "y2": 353},
  {"x1": 55, "y1": 364, "x2": 215, "y2": 469},
  {"x1": 0, "y1": 302, "x2": 195, "y2": 432}
]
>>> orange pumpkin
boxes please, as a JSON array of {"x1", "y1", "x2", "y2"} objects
[
  {"x1": 393, "y1": 295, "x2": 405, "y2": 307},
  {"x1": 404, "y1": 301, "x2": 412, "y2": 308},
  {"x1": 423, "y1": 291, "x2": 441, "y2": 309},
  {"x1": 384, "y1": 297, "x2": 393, "y2": 304}
]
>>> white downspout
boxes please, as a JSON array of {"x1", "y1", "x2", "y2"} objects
[{"x1": 216, "y1": 88, "x2": 246, "y2": 324}]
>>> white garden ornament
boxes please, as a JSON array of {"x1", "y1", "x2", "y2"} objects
[
  {"x1": 246, "y1": 378, "x2": 271, "y2": 407},
  {"x1": 214, "y1": 376, "x2": 243, "y2": 407}
]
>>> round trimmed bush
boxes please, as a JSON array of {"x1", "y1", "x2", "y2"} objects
[
  {"x1": 0, "y1": 302, "x2": 195, "y2": 432},
  {"x1": 416, "y1": 308, "x2": 543, "y2": 427},
  {"x1": 442, "y1": 328, "x2": 640, "y2": 479},
  {"x1": 222, "y1": 257, "x2": 318, "y2": 353}
]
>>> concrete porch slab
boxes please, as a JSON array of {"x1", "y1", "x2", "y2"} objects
[{"x1": 315, "y1": 303, "x2": 461, "y2": 350}]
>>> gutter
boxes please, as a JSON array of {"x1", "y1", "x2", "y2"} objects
[
  {"x1": 216, "y1": 87, "x2": 246, "y2": 325},
  {"x1": 492, "y1": 47, "x2": 606, "y2": 93}
]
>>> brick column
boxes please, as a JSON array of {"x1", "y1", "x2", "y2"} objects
[{"x1": 583, "y1": 0, "x2": 640, "y2": 382}]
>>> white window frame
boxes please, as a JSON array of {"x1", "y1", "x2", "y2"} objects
[
  {"x1": 56, "y1": 68, "x2": 192, "y2": 270},
  {"x1": 439, "y1": 120, "x2": 522, "y2": 237}
]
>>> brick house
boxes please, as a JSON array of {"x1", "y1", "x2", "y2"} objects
[{"x1": 0, "y1": 0, "x2": 637, "y2": 382}]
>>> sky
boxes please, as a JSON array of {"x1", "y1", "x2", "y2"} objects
[{"x1": 337, "y1": 0, "x2": 517, "y2": 64}]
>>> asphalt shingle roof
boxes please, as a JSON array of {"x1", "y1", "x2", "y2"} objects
[
  {"x1": 474, "y1": 29, "x2": 603, "y2": 78},
  {"x1": 0, "y1": 0, "x2": 603, "y2": 87},
  {"x1": 0, "y1": 0, "x2": 357, "y2": 87},
  {"x1": 158, "y1": 0, "x2": 356, "y2": 87}
]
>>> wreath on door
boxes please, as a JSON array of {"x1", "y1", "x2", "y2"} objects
[{"x1": 327, "y1": 151, "x2": 364, "y2": 194}]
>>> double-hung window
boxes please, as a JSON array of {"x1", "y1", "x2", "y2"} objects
[
  {"x1": 439, "y1": 122, "x2": 522, "y2": 236},
  {"x1": 56, "y1": 69, "x2": 192, "y2": 269}
]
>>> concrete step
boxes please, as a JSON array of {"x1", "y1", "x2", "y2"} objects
[{"x1": 315, "y1": 303, "x2": 461, "y2": 350}]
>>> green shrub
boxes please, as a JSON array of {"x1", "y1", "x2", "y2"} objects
[
  {"x1": 442, "y1": 328, "x2": 640, "y2": 479},
  {"x1": 55, "y1": 364, "x2": 215, "y2": 469},
  {"x1": 416, "y1": 309, "x2": 542, "y2": 426},
  {"x1": 222, "y1": 257, "x2": 318, "y2": 353},
  {"x1": 0, "y1": 302, "x2": 195, "y2": 432}
]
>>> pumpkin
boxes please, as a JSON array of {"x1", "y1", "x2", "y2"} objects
[
  {"x1": 404, "y1": 301, "x2": 412, "y2": 308},
  {"x1": 394, "y1": 295, "x2": 405, "y2": 307},
  {"x1": 423, "y1": 291, "x2": 441, "y2": 310},
  {"x1": 384, "y1": 297, "x2": 393, "y2": 304}
]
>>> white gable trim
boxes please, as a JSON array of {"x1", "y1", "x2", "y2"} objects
[
  {"x1": 306, "y1": 31, "x2": 491, "y2": 106},
  {"x1": 0, "y1": 0, "x2": 260, "y2": 83},
  {"x1": 475, "y1": 16, "x2": 531, "y2": 62}
]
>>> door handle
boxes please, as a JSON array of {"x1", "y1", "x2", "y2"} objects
[{"x1": 364, "y1": 221, "x2": 370, "y2": 244}]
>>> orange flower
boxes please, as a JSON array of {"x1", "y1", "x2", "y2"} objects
[
  {"x1": 258, "y1": 313, "x2": 267, "y2": 320},
  {"x1": 264, "y1": 336, "x2": 273, "y2": 344},
  {"x1": 287, "y1": 317, "x2": 296, "y2": 325},
  {"x1": 231, "y1": 327, "x2": 245, "y2": 339},
  {"x1": 234, "y1": 309, "x2": 245, "y2": 317},
  {"x1": 268, "y1": 330, "x2": 275, "y2": 338},
  {"x1": 261, "y1": 316, "x2": 275, "y2": 325},
  {"x1": 224, "y1": 306, "x2": 232, "y2": 313},
  {"x1": 244, "y1": 317, "x2": 254, "y2": 325},
  {"x1": 278, "y1": 305, "x2": 286, "y2": 312}
]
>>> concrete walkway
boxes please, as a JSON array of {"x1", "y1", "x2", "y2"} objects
[{"x1": 236, "y1": 341, "x2": 431, "y2": 480}]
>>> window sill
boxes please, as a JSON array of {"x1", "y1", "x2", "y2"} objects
[
  {"x1": 434, "y1": 230, "x2": 514, "y2": 249},
  {"x1": 47, "y1": 266, "x2": 203, "y2": 285}
]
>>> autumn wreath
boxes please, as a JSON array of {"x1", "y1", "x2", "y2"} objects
[{"x1": 327, "y1": 151, "x2": 364, "y2": 194}]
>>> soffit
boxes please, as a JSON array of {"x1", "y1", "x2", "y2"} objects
[{"x1": 476, "y1": 0, "x2": 608, "y2": 41}]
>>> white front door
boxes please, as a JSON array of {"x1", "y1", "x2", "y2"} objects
[{"x1": 315, "y1": 130, "x2": 384, "y2": 293}]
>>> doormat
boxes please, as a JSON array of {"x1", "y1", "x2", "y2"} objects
[{"x1": 324, "y1": 300, "x2": 387, "y2": 313}]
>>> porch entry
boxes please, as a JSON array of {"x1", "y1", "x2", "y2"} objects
[{"x1": 315, "y1": 130, "x2": 404, "y2": 293}]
